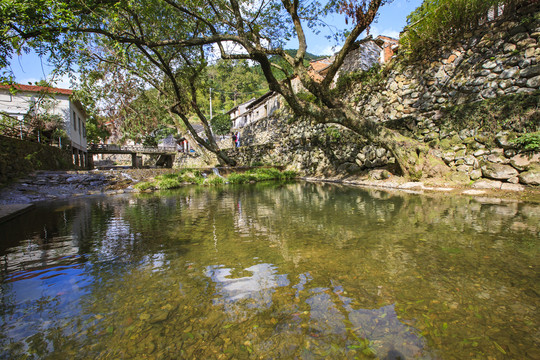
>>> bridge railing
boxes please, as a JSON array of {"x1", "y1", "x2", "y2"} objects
[{"x1": 89, "y1": 144, "x2": 176, "y2": 153}]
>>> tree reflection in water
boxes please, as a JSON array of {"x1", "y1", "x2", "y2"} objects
[{"x1": 0, "y1": 182, "x2": 538, "y2": 359}]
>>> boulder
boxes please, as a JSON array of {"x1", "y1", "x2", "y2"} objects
[
  {"x1": 486, "y1": 154, "x2": 509, "y2": 164},
  {"x1": 501, "y1": 183, "x2": 524, "y2": 192},
  {"x1": 369, "y1": 169, "x2": 391, "y2": 180},
  {"x1": 510, "y1": 153, "x2": 539, "y2": 171},
  {"x1": 526, "y1": 75, "x2": 540, "y2": 88},
  {"x1": 518, "y1": 168, "x2": 540, "y2": 186},
  {"x1": 482, "y1": 163, "x2": 519, "y2": 180},
  {"x1": 472, "y1": 179, "x2": 502, "y2": 189},
  {"x1": 520, "y1": 64, "x2": 540, "y2": 78},
  {"x1": 470, "y1": 169, "x2": 483, "y2": 180}
]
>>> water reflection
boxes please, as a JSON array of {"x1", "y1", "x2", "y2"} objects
[
  {"x1": 0, "y1": 182, "x2": 538, "y2": 359},
  {"x1": 206, "y1": 263, "x2": 289, "y2": 317}
]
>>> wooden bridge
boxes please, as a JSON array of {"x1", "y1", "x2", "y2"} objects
[{"x1": 88, "y1": 144, "x2": 177, "y2": 168}]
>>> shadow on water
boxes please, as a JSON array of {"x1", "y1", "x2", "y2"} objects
[{"x1": 0, "y1": 182, "x2": 538, "y2": 359}]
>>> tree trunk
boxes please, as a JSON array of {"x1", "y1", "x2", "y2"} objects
[
  {"x1": 216, "y1": 149, "x2": 237, "y2": 167},
  {"x1": 378, "y1": 128, "x2": 449, "y2": 180},
  {"x1": 308, "y1": 105, "x2": 449, "y2": 180}
]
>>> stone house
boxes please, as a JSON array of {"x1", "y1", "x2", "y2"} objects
[{"x1": 0, "y1": 84, "x2": 88, "y2": 166}]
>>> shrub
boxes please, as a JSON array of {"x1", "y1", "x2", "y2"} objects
[
  {"x1": 134, "y1": 181, "x2": 155, "y2": 191},
  {"x1": 334, "y1": 64, "x2": 382, "y2": 93},
  {"x1": 400, "y1": 0, "x2": 528, "y2": 60},
  {"x1": 227, "y1": 172, "x2": 257, "y2": 184},
  {"x1": 226, "y1": 168, "x2": 297, "y2": 183},
  {"x1": 511, "y1": 132, "x2": 540, "y2": 152},
  {"x1": 156, "y1": 177, "x2": 182, "y2": 189},
  {"x1": 205, "y1": 175, "x2": 226, "y2": 185}
]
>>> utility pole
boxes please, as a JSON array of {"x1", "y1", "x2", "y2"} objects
[
  {"x1": 209, "y1": 87, "x2": 213, "y2": 120},
  {"x1": 209, "y1": 87, "x2": 214, "y2": 139}
]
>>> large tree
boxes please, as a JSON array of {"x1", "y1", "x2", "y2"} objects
[{"x1": 1, "y1": 0, "x2": 449, "y2": 175}]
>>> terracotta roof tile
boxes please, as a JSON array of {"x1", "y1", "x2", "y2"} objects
[{"x1": 0, "y1": 84, "x2": 73, "y2": 95}]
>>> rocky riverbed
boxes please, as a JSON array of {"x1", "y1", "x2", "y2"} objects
[
  {"x1": 1, "y1": 168, "x2": 539, "y2": 206},
  {"x1": 0, "y1": 169, "x2": 176, "y2": 205}
]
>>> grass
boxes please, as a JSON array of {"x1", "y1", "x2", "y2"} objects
[{"x1": 134, "y1": 167, "x2": 297, "y2": 191}]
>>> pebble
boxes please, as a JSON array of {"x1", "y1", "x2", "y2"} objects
[{"x1": 0, "y1": 170, "x2": 135, "y2": 205}]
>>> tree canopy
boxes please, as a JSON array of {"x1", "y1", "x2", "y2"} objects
[{"x1": 1, "y1": 0, "x2": 452, "y2": 176}]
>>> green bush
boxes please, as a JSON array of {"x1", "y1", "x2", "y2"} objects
[
  {"x1": 156, "y1": 173, "x2": 180, "y2": 180},
  {"x1": 281, "y1": 170, "x2": 298, "y2": 179},
  {"x1": 134, "y1": 181, "x2": 155, "y2": 191},
  {"x1": 511, "y1": 132, "x2": 540, "y2": 152},
  {"x1": 334, "y1": 64, "x2": 382, "y2": 93},
  {"x1": 134, "y1": 168, "x2": 296, "y2": 189},
  {"x1": 211, "y1": 113, "x2": 232, "y2": 135},
  {"x1": 325, "y1": 126, "x2": 342, "y2": 142},
  {"x1": 400, "y1": 0, "x2": 527, "y2": 60},
  {"x1": 205, "y1": 175, "x2": 226, "y2": 185},
  {"x1": 156, "y1": 178, "x2": 181, "y2": 189},
  {"x1": 226, "y1": 168, "x2": 297, "y2": 183},
  {"x1": 226, "y1": 172, "x2": 257, "y2": 184}
]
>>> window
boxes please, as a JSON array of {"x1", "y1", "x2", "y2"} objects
[
  {"x1": 73, "y1": 111, "x2": 77, "y2": 130},
  {"x1": 78, "y1": 117, "x2": 81, "y2": 135}
]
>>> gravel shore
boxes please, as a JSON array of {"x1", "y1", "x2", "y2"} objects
[{"x1": 0, "y1": 169, "x2": 152, "y2": 205}]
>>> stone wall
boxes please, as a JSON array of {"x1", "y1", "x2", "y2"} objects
[
  {"x1": 0, "y1": 135, "x2": 74, "y2": 185},
  {"x1": 347, "y1": 9, "x2": 539, "y2": 125},
  {"x1": 228, "y1": 7, "x2": 540, "y2": 187}
]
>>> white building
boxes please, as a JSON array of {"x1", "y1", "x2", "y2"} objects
[
  {"x1": 229, "y1": 92, "x2": 281, "y2": 130},
  {"x1": 0, "y1": 84, "x2": 88, "y2": 166}
]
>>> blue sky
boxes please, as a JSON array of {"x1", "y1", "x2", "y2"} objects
[{"x1": 7, "y1": 0, "x2": 423, "y2": 89}]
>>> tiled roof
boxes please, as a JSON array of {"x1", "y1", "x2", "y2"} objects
[
  {"x1": 0, "y1": 84, "x2": 73, "y2": 95},
  {"x1": 310, "y1": 58, "x2": 334, "y2": 73}
]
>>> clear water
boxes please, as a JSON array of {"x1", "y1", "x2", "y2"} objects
[{"x1": 0, "y1": 182, "x2": 538, "y2": 359}]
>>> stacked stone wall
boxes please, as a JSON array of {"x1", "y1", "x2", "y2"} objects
[
  {"x1": 228, "y1": 8, "x2": 540, "y2": 186},
  {"x1": 0, "y1": 135, "x2": 74, "y2": 185}
]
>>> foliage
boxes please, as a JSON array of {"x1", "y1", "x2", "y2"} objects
[
  {"x1": 511, "y1": 132, "x2": 540, "y2": 152},
  {"x1": 211, "y1": 113, "x2": 232, "y2": 136},
  {"x1": 142, "y1": 126, "x2": 177, "y2": 147},
  {"x1": 400, "y1": 0, "x2": 529, "y2": 59},
  {"x1": 227, "y1": 168, "x2": 297, "y2": 184},
  {"x1": 78, "y1": 68, "x2": 178, "y2": 144},
  {"x1": 438, "y1": 91, "x2": 540, "y2": 137},
  {"x1": 206, "y1": 59, "x2": 268, "y2": 115},
  {"x1": 3, "y1": 0, "x2": 437, "y2": 176},
  {"x1": 325, "y1": 126, "x2": 342, "y2": 142},
  {"x1": 156, "y1": 176, "x2": 182, "y2": 190},
  {"x1": 134, "y1": 181, "x2": 154, "y2": 191},
  {"x1": 84, "y1": 116, "x2": 110, "y2": 144},
  {"x1": 133, "y1": 167, "x2": 296, "y2": 190},
  {"x1": 334, "y1": 64, "x2": 382, "y2": 93}
]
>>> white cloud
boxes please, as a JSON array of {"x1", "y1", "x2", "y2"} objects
[
  {"x1": 318, "y1": 44, "x2": 342, "y2": 56},
  {"x1": 370, "y1": 26, "x2": 401, "y2": 40}
]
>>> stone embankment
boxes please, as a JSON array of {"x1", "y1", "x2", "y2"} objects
[{"x1": 227, "y1": 7, "x2": 540, "y2": 188}]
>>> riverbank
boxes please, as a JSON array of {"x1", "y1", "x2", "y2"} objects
[
  {"x1": 303, "y1": 173, "x2": 540, "y2": 203},
  {"x1": 0, "y1": 168, "x2": 539, "y2": 207}
]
